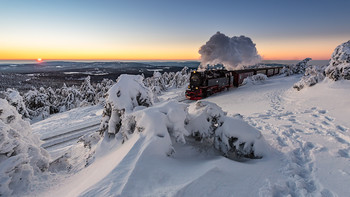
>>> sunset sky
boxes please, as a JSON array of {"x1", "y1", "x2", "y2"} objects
[{"x1": 1, "y1": 0, "x2": 349, "y2": 61}]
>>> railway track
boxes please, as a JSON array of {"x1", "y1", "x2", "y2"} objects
[{"x1": 41, "y1": 122, "x2": 100, "y2": 149}]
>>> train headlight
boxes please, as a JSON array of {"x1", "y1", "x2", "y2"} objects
[
  {"x1": 193, "y1": 71, "x2": 196, "y2": 73},
  {"x1": 195, "y1": 87, "x2": 198, "y2": 89}
]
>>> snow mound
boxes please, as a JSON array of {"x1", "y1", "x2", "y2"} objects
[
  {"x1": 0, "y1": 99, "x2": 50, "y2": 196},
  {"x1": 325, "y1": 40, "x2": 350, "y2": 80},
  {"x1": 293, "y1": 65, "x2": 326, "y2": 91}
]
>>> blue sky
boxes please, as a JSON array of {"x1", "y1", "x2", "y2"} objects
[{"x1": 1, "y1": 0, "x2": 349, "y2": 60}]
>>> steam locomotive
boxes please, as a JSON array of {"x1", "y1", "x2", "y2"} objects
[{"x1": 185, "y1": 66, "x2": 283, "y2": 100}]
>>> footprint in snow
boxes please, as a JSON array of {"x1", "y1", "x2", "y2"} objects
[
  {"x1": 338, "y1": 149, "x2": 350, "y2": 158},
  {"x1": 336, "y1": 125, "x2": 347, "y2": 132},
  {"x1": 324, "y1": 116, "x2": 334, "y2": 121},
  {"x1": 321, "y1": 121, "x2": 330, "y2": 126},
  {"x1": 318, "y1": 109, "x2": 327, "y2": 114},
  {"x1": 288, "y1": 118, "x2": 297, "y2": 123},
  {"x1": 335, "y1": 136, "x2": 347, "y2": 144},
  {"x1": 283, "y1": 125, "x2": 293, "y2": 128},
  {"x1": 311, "y1": 114, "x2": 320, "y2": 118}
]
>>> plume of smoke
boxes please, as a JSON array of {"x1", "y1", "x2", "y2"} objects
[{"x1": 198, "y1": 32, "x2": 261, "y2": 71}]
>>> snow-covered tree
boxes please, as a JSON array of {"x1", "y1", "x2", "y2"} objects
[
  {"x1": 170, "y1": 67, "x2": 190, "y2": 88},
  {"x1": 94, "y1": 78, "x2": 114, "y2": 105},
  {"x1": 58, "y1": 85, "x2": 82, "y2": 112},
  {"x1": 0, "y1": 99, "x2": 50, "y2": 196},
  {"x1": 281, "y1": 58, "x2": 312, "y2": 76},
  {"x1": 80, "y1": 76, "x2": 96, "y2": 106},
  {"x1": 45, "y1": 87, "x2": 60, "y2": 114},
  {"x1": 99, "y1": 74, "x2": 154, "y2": 136},
  {"x1": 325, "y1": 40, "x2": 350, "y2": 81},
  {"x1": 23, "y1": 88, "x2": 51, "y2": 119},
  {"x1": 144, "y1": 67, "x2": 190, "y2": 94},
  {"x1": 2, "y1": 88, "x2": 30, "y2": 119},
  {"x1": 293, "y1": 65, "x2": 326, "y2": 91}
]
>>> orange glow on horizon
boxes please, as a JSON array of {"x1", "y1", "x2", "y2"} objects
[{"x1": 0, "y1": 36, "x2": 343, "y2": 61}]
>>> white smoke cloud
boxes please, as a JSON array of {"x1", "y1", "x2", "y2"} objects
[{"x1": 198, "y1": 32, "x2": 261, "y2": 70}]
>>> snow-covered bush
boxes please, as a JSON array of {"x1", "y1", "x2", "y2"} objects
[
  {"x1": 99, "y1": 74, "x2": 154, "y2": 136},
  {"x1": 2, "y1": 88, "x2": 30, "y2": 119},
  {"x1": 281, "y1": 58, "x2": 312, "y2": 76},
  {"x1": 293, "y1": 65, "x2": 326, "y2": 91},
  {"x1": 186, "y1": 101, "x2": 226, "y2": 141},
  {"x1": 186, "y1": 101, "x2": 265, "y2": 159},
  {"x1": 214, "y1": 116, "x2": 265, "y2": 159},
  {"x1": 0, "y1": 99, "x2": 50, "y2": 196},
  {"x1": 325, "y1": 40, "x2": 350, "y2": 81},
  {"x1": 242, "y1": 73, "x2": 268, "y2": 85}
]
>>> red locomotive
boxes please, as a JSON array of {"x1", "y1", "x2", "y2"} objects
[{"x1": 185, "y1": 66, "x2": 283, "y2": 100}]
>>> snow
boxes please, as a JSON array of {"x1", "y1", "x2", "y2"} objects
[
  {"x1": 31, "y1": 105, "x2": 102, "y2": 160},
  {"x1": 0, "y1": 99, "x2": 50, "y2": 196},
  {"x1": 2, "y1": 72, "x2": 350, "y2": 196}
]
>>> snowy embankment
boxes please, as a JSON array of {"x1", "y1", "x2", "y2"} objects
[{"x1": 19, "y1": 74, "x2": 350, "y2": 197}]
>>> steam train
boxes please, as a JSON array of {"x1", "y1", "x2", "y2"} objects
[{"x1": 185, "y1": 66, "x2": 283, "y2": 100}]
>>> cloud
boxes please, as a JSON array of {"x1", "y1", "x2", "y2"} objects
[{"x1": 198, "y1": 32, "x2": 261, "y2": 70}]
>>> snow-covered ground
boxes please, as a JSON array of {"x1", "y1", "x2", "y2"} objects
[
  {"x1": 30, "y1": 74, "x2": 350, "y2": 197},
  {"x1": 32, "y1": 105, "x2": 103, "y2": 160}
]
